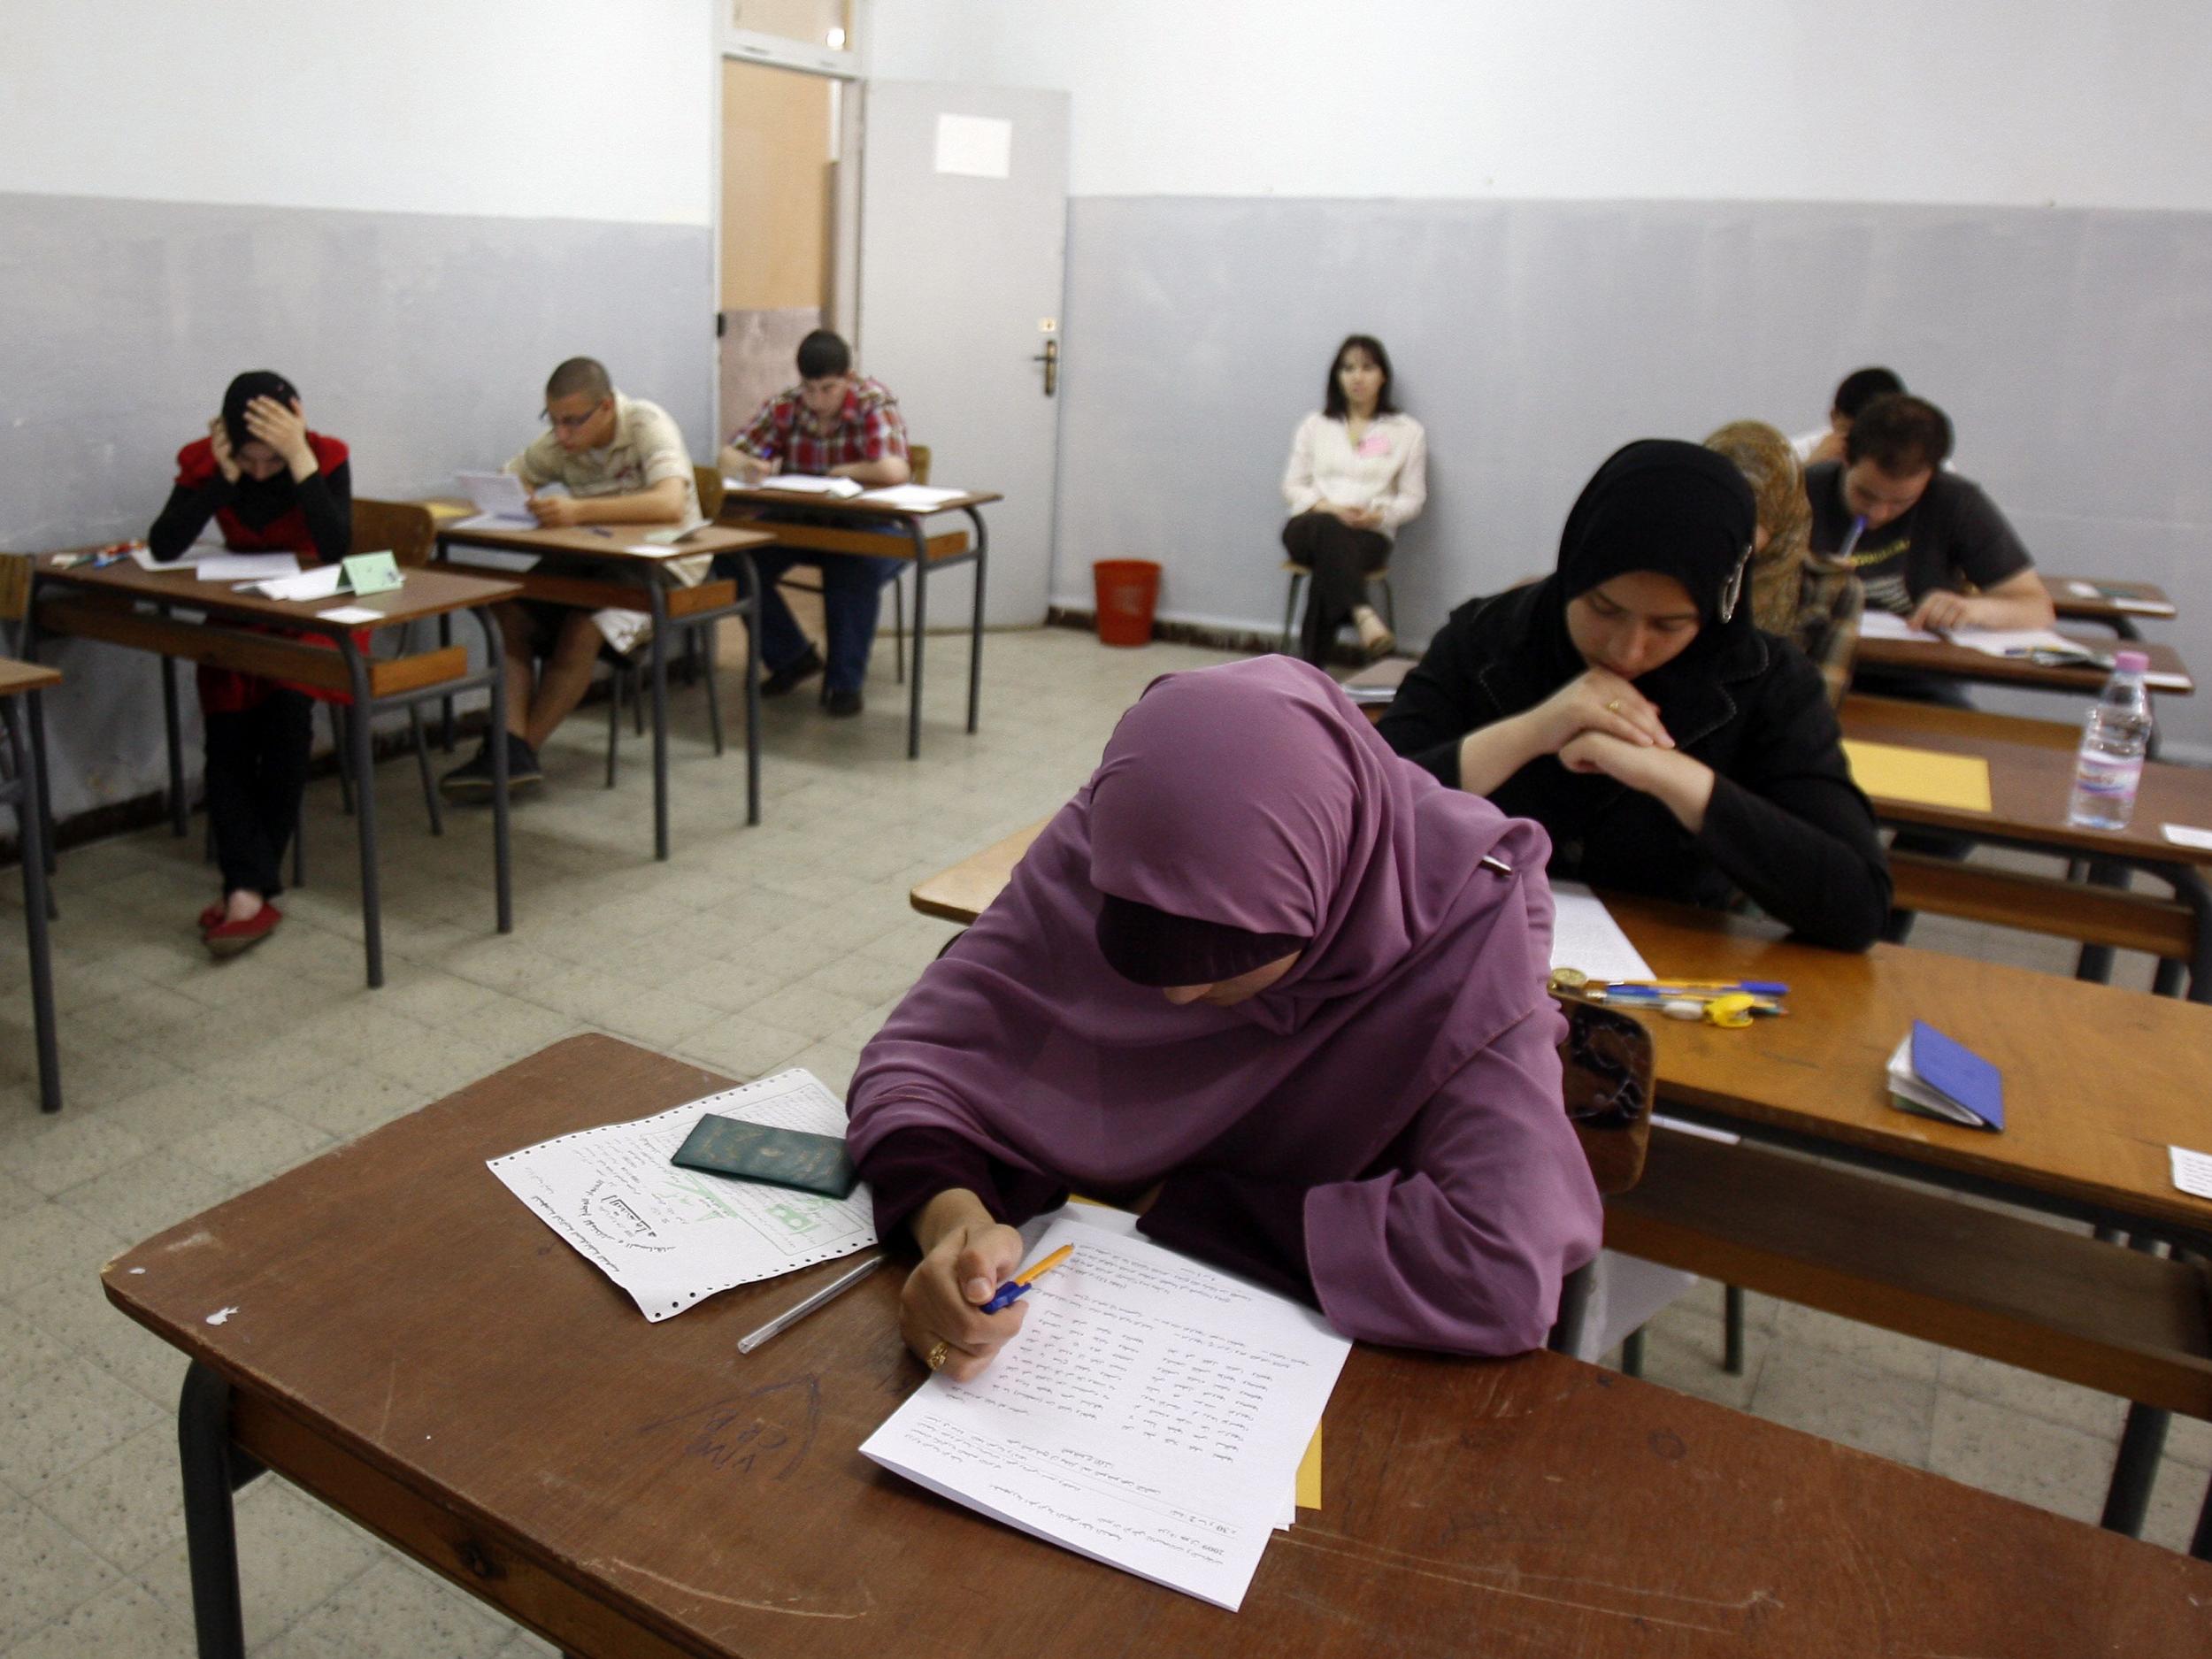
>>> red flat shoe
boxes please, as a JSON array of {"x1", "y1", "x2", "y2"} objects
[
  {"x1": 204, "y1": 902, "x2": 281, "y2": 958},
  {"x1": 198, "y1": 903, "x2": 226, "y2": 933}
]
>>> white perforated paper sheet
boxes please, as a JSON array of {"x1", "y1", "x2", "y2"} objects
[{"x1": 487, "y1": 1068, "x2": 874, "y2": 1321}]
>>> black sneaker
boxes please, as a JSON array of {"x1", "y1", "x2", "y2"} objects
[
  {"x1": 440, "y1": 733, "x2": 542, "y2": 796},
  {"x1": 824, "y1": 687, "x2": 864, "y2": 718},
  {"x1": 760, "y1": 645, "x2": 826, "y2": 699}
]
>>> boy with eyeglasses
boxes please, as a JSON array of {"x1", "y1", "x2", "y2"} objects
[{"x1": 442, "y1": 357, "x2": 700, "y2": 796}]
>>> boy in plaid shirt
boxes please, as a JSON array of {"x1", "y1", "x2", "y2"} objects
[{"x1": 718, "y1": 331, "x2": 911, "y2": 716}]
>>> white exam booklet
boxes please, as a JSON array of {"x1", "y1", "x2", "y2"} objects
[
  {"x1": 860, "y1": 1214, "x2": 1350, "y2": 1610},
  {"x1": 242, "y1": 565, "x2": 348, "y2": 602},
  {"x1": 198, "y1": 554, "x2": 300, "y2": 582},
  {"x1": 748, "y1": 473, "x2": 863, "y2": 498},
  {"x1": 856, "y1": 483, "x2": 967, "y2": 511},
  {"x1": 1548, "y1": 881, "x2": 1655, "y2": 983},
  {"x1": 454, "y1": 470, "x2": 536, "y2": 527}
]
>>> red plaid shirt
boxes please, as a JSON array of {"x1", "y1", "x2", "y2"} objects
[{"x1": 728, "y1": 377, "x2": 909, "y2": 475}]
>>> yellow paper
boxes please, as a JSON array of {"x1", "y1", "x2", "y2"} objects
[
  {"x1": 1841, "y1": 740, "x2": 1992, "y2": 813},
  {"x1": 1295, "y1": 1425, "x2": 1322, "y2": 1509}
]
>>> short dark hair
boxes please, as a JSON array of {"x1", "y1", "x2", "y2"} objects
[
  {"x1": 796, "y1": 330, "x2": 852, "y2": 380},
  {"x1": 1322, "y1": 334, "x2": 1399, "y2": 420},
  {"x1": 1832, "y1": 366, "x2": 1906, "y2": 420},
  {"x1": 545, "y1": 357, "x2": 611, "y2": 403},
  {"x1": 1846, "y1": 393, "x2": 1954, "y2": 475}
]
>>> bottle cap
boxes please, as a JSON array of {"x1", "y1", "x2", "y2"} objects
[{"x1": 2115, "y1": 650, "x2": 2150, "y2": 673}]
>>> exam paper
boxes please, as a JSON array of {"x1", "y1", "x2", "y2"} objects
[
  {"x1": 488, "y1": 1068, "x2": 875, "y2": 1321},
  {"x1": 198, "y1": 554, "x2": 300, "y2": 582},
  {"x1": 2170, "y1": 1146, "x2": 2212, "y2": 1201},
  {"x1": 861, "y1": 1217, "x2": 1350, "y2": 1610},
  {"x1": 131, "y1": 542, "x2": 219, "y2": 570},
  {"x1": 2162, "y1": 825, "x2": 2212, "y2": 852},
  {"x1": 856, "y1": 483, "x2": 968, "y2": 511},
  {"x1": 318, "y1": 606, "x2": 383, "y2": 625},
  {"x1": 1947, "y1": 626, "x2": 2101, "y2": 663},
  {"x1": 455, "y1": 469, "x2": 535, "y2": 526},
  {"x1": 1855, "y1": 611, "x2": 1941, "y2": 643},
  {"x1": 752, "y1": 473, "x2": 862, "y2": 498},
  {"x1": 442, "y1": 546, "x2": 541, "y2": 574},
  {"x1": 243, "y1": 565, "x2": 348, "y2": 602},
  {"x1": 1548, "y1": 881, "x2": 1655, "y2": 982}
]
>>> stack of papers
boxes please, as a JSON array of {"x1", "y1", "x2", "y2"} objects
[
  {"x1": 487, "y1": 1069, "x2": 875, "y2": 1321},
  {"x1": 856, "y1": 483, "x2": 968, "y2": 511},
  {"x1": 860, "y1": 1210, "x2": 1350, "y2": 1610},
  {"x1": 746, "y1": 474, "x2": 862, "y2": 499}
]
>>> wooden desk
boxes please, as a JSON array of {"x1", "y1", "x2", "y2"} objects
[
  {"x1": 0, "y1": 657, "x2": 61, "y2": 1112},
  {"x1": 2048, "y1": 574, "x2": 2178, "y2": 639},
  {"x1": 718, "y1": 485, "x2": 1002, "y2": 760},
  {"x1": 910, "y1": 826, "x2": 2212, "y2": 1245},
  {"x1": 1853, "y1": 630, "x2": 2195, "y2": 695},
  {"x1": 103, "y1": 1034, "x2": 2212, "y2": 1658},
  {"x1": 1840, "y1": 695, "x2": 2212, "y2": 1000},
  {"x1": 27, "y1": 553, "x2": 520, "y2": 987},
  {"x1": 434, "y1": 521, "x2": 773, "y2": 860}
]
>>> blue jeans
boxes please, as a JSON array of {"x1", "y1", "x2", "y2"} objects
[{"x1": 717, "y1": 549, "x2": 903, "y2": 694}]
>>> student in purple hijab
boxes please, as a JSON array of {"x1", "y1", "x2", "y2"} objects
[{"x1": 846, "y1": 656, "x2": 1602, "y2": 1382}]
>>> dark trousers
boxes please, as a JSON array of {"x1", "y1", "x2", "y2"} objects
[
  {"x1": 204, "y1": 689, "x2": 312, "y2": 898},
  {"x1": 718, "y1": 549, "x2": 903, "y2": 695},
  {"x1": 1282, "y1": 511, "x2": 1389, "y2": 666}
]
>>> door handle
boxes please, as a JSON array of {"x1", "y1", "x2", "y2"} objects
[{"x1": 1030, "y1": 339, "x2": 1058, "y2": 397}]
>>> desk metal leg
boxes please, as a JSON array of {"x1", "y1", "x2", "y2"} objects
[
  {"x1": 179, "y1": 1361, "x2": 263, "y2": 1659},
  {"x1": 162, "y1": 651, "x2": 189, "y2": 838},
  {"x1": 964, "y1": 507, "x2": 988, "y2": 736},
  {"x1": 339, "y1": 642, "x2": 384, "y2": 987},
  {"x1": 26, "y1": 688, "x2": 56, "y2": 884},
  {"x1": 475, "y1": 609, "x2": 513, "y2": 934},
  {"x1": 906, "y1": 524, "x2": 928, "y2": 761},
  {"x1": 438, "y1": 612, "x2": 457, "y2": 752},
  {"x1": 5, "y1": 701, "x2": 61, "y2": 1113},
  {"x1": 2101, "y1": 1402, "x2": 2170, "y2": 1536},
  {"x1": 649, "y1": 586, "x2": 671, "y2": 861},
  {"x1": 736, "y1": 554, "x2": 762, "y2": 828}
]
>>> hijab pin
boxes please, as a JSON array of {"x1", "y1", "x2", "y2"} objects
[{"x1": 1479, "y1": 855, "x2": 1513, "y2": 877}]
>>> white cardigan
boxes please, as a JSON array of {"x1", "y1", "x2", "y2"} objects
[{"x1": 1281, "y1": 411, "x2": 1428, "y2": 538}]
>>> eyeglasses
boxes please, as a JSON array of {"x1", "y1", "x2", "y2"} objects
[{"x1": 541, "y1": 400, "x2": 609, "y2": 434}]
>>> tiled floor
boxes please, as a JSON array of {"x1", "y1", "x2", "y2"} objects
[{"x1": 0, "y1": 625, "x2": 2202, "y2": 1653}]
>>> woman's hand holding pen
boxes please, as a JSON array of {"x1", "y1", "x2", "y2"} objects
[{"x1": 902, "y1": 1190, "x2": 1028, "y2": 1383}]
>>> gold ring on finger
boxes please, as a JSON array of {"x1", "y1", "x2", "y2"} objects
[
  {"x1": 1606, "y1": 699, "x2": 1624, "y2": 713},
  {"x1": 926, "y1": 1339, "x2": 950, "y2": 1371}
]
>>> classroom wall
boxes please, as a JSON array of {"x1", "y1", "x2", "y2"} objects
[
  {"x1": 0, "y1": 1, "x2": 720, "y2": 820},
  {"x1": 872, "y1": 1, "x2": 2212, "y2": 757}
]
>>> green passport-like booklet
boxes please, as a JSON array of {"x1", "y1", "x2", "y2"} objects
[{"x1": 670, "y1": 1114, "x2": 859, "y2": 1199}]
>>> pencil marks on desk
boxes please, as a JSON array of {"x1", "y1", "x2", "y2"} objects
[{"x1": 637, "y1": 1375, "x2": 820, "y2": 1482}]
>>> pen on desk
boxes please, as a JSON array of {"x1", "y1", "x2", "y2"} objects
[
  {"x1": 735, "y1": 1254, "x2": 884, "y2": 1355},
  {"x1": 584, "y1": 526, "x2": 613, "y2": 538},
  {"x1": 1596, "y1": 979, "x2": 1787, "y2": 996},
  {"x1": 979, "y1": 1243, "x2": 1075, "y2": 1314}
]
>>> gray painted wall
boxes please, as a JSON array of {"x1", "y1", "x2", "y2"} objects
[
  {"x1": 0, "y1": 192, "x2": 715, "y2": 820},
  {"x1": 1051, "y1": 196, "x2": 2212, "y2": 754}
]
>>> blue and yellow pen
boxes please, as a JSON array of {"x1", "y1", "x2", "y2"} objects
[{"x1": 979, "y1": 1243, "x2": 1074, "y2": 1314}]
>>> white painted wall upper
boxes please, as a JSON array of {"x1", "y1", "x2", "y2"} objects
[
  {"x1": 0, "y1": 0, "x2": 714, "y2": 225},
  {"x1": 870, "y1": 0, "x2": 2212, "y2": 211}
]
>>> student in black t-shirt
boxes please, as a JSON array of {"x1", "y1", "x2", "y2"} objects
[{"x1": 1804, "y1": 393, "x2": 2054, "y2": 634}]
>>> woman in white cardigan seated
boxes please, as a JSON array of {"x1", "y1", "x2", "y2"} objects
[{"x1": 1280, "y1": 334, "x2": 1429, "y2": 666}]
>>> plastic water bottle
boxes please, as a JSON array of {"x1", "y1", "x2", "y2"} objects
[{"x1": 2066, "y1": 651, "x2": 2154, "y2": 830}]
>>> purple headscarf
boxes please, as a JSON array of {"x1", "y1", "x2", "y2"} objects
[{"x1": 848, "y1": 655, "x2": 1559, "y2": 1217}]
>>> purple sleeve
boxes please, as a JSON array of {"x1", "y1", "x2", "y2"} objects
[
  {"x1": 856, "y1": 1125, "x2": 1069, "y2": 1243},
  {"x1": 1138, "y1": 1171, "x2": 1316, "y2": 1305},
  {"x1": 1302, "y1": 1002, "x2": 1602, "y2": 1356}
]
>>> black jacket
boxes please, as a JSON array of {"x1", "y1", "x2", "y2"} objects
[{"x1": 1378, "y1": 583, "x2": 1891, "y2": 950}]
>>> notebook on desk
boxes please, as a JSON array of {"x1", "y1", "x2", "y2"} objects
[{"x1": 1887, "y1": 1021, "x2": 2005, "y2": 1131}]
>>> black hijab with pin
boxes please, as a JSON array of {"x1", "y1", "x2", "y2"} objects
[{"x1": 219, "y1": 370, "x2": 306, "y2": 529}]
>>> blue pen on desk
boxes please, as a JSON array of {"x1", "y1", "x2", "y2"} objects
[
  {"x1": 1596, "y1": 980, "x2": 1787, "y2": 998},
  {"x1": 979, "y1": 1243, "x2": 1074, "y2": 1314}
]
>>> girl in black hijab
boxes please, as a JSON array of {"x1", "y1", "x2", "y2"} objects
[{"x1": 1379, "y1": 440, "x2": 1889, "y2": 950}]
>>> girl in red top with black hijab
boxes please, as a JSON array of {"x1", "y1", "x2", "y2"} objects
[{"x1": 148, "y1": 371, "x2": 350, "y2": 955}]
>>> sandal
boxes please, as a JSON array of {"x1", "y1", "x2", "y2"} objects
[{"x1": 204, "y1": 902, "x2": 282, "y2": 958}]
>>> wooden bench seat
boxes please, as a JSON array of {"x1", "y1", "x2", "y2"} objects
[
  {"x1": 1607, "y1": 1130, "x2": 2212, "y2": 1418},
  {"x1": 1891, "y1": 849, "x2": 2198, "y2": 963}
]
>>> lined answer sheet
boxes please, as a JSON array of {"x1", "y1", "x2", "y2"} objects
[
  {"x1": 860, "y1": 1216, "x2": 1349, "y2": 1609},
  {"x1": 1548, "y1": 881, "x2": 1655, "y2": 982}
]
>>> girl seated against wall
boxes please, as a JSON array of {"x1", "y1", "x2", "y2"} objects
[
  {"x1": 147, "y1": 371, "x2": 350, "y2": 956},
  {"x1": 1279, "y1": 335, "x2": 1427, "y2": 667}
]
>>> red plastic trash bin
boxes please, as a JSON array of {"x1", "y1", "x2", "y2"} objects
[{"x1": 1093, "y1": 559, "x2": 1161, "y2": 647}]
